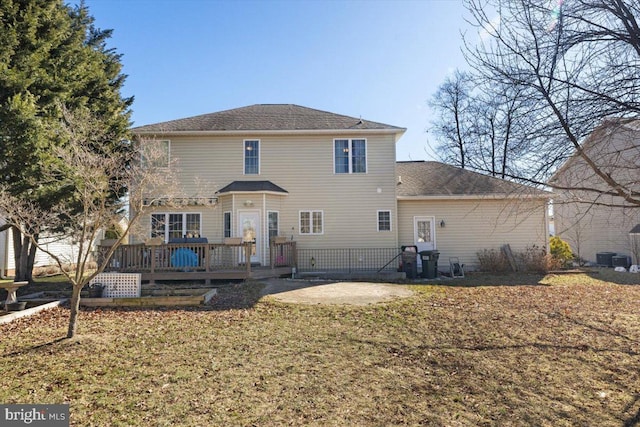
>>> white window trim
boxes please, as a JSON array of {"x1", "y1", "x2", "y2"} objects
[
  {"x1": 377, "y1": 210, "x2": 392, "y2": 232},
  {"x1": 243, "y1": 139, "x2": 260, "y2": 175},
  {"x1": 299, "y1": 210, "x2": 324, "y2": 235},
  {"x1": 150, "y1": 212, "x2": 202, "y2": 242},
  {"x1": 333, "y1": 138, "x2": 367, "y2": 174}
]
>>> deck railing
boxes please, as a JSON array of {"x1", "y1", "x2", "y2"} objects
[
  {"x1": 98, "y1": 241, "x2": 297, "y2": 275},
  {"x1": 98, "y1": 243, "x2": 402, "y2": 277}
]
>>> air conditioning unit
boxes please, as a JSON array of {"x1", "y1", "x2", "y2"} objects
[
  {"x1": 596, "y1": 252, "x2": 616, "y2": 267},
  {"x1": 612, "y1": 255, "x2": 631, "y2": 269}
]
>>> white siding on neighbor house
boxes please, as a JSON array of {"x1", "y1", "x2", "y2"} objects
[
  {"x1": 2, "y1": 229, "x2": 86, "y2": 273},
  {"x1": 397, "y1": 198, "x2": 549, "y2": 270},
  {"x1": 134, "y1": 133, "x2": 399, "y2": 257}
]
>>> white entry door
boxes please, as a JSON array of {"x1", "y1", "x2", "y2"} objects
[
  {"x1": 238, "y1": 210, "x2": 261, "y2": 264},
  {"x1": 414, "y1": 216, "x2": 436, "y2": 254}
]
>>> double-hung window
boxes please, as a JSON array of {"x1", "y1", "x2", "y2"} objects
[
  {"x1": 334, "y1": 138, "x2": 366, "y2": 174},
  {"x1": 299, "y1": 210, "x2": 323, "y2": 235},
  {"x1": 151, "y1": 213, "x2": 201, "y2": 242},
  {"x1": 377, "y1": 210, "x2": 391, "y2": 232},
  {"x1": 244, "y1": 140, "x2": 260, "y2": 174}
]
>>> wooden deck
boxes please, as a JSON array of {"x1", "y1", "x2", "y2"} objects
[{"x1": 98, "y1": 241, "x2": 297, "y2": 283}]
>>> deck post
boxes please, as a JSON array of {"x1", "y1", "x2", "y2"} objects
[
  {"x1": 245, "y1": 243, "x2": 252, "y2": 276},
  {"x1": 150, "y1": 245, "x2": 156, "y2": 274},
  {"x1": 205, "y1": 244, "x2": 211, "y2": 272}
]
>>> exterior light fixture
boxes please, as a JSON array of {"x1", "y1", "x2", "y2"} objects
[{"x1": 440, "y1": 220, "x2": 446, "y2": 228}]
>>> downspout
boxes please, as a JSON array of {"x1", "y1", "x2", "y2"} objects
[{"x1": 263, "y1": 193, "x2": 267, "y2": 266}]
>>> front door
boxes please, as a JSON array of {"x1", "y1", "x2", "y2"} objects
[
  {"x1": 238, "y1": 211, "x2": 260, "y2": 264},
  {"x1": 414, "y1": 216, "x2": 436, "y2": 265}
]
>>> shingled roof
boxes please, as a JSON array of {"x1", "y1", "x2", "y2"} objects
[
  {"x1": 396, "y1": 161, "x2": 550, "y2": 198},
  {"x1": 216, "y1": 181, "x2": 288, "y2": 194},
  {"x1": 133, "y1": 104, "x2": 405, "y2": 133}
]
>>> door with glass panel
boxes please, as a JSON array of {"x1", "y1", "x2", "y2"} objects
[
  {"x1": 238, "y1": 211, "x2": 260, "y2": 264},
  {"x1": 414, "y1": 216, "x2": 436, "y2": 253}
]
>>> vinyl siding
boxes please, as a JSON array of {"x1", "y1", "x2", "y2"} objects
[
  {"x1": 554, "y1": 194, "x2": 638, "y2": 263},
  {"x1": 2, "y1": 229, "x2": 87, "y2": 272},
  {"x1": 552, "y1": 124, "x2": 640, "y2": 263},
  {"x1": 398, "y1": 198, "x2": 549, "y2": 270},
  {"x1": 134, "y1": 132, "x2": 399, "y2": 262}
]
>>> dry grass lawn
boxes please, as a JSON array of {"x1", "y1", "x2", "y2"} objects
[{"x1": 1, "y1": 271, "x2": 639, "y2": 426}]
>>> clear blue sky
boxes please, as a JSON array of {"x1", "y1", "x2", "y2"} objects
[{"x1": 78, "y1": 0, "x2": 473, "y2": 161}]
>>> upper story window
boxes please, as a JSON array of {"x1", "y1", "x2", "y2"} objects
[
  {"x1": 334, "y1": 139, "x2": 366, "y2": 174},
  {"x1": 244, "y1": 140, "x2": 260, "y2": 174},
  {"x1": 142, "y1": 139, "x2": 170, "y2": 168}
]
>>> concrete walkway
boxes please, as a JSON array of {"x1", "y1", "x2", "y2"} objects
[{"x1": 259, "y1": 278, "x2": 414, "y2": 305}]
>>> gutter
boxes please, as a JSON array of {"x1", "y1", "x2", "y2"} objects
[
  {"x1": 133, "y1": 128, "x2": 406, "y2": 139},
  {"x1": 396, "y1": 193, "x2": 552, "y2": 201}
]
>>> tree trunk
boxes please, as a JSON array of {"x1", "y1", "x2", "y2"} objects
[
  {"x1": 67, "y1": 284, "x2": 82, "y2": 338},
  {"x1": 10, "y1": 227, "x2": 38, "y2": 283}
]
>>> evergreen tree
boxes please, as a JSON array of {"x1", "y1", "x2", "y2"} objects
[{"x1": 0, "y1": 0, "x2": 132, "y2": 282}]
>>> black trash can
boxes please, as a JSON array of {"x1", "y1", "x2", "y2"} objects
[
  {"x1": 401, "y1": 246, "x2": 418, "y2": 279},
  {"x1": 420, "y1": 250, "x2": 440, "y2": 279}
]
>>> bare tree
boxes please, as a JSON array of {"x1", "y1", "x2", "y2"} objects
[
  {"x1": 462, "y1": 0, "x2": 640, "y2": 206},
  {"x1": 428, "y1": 70, "x2": 476, "y2": 169},
  {"x1": 429, "y1": 70, "x2": 537, "y2": 179},
  {"x1": 0, "y1": 107, "x2": 182, "y2": 338}
]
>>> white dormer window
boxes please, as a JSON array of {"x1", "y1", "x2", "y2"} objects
[{"x1": 334, "y1": 139, "x2": 366, "y2": 174}]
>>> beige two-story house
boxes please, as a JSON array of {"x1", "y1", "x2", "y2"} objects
[
  {"x1": 131, "y1": 104, "x2": 550, "y2": 272},
  {"x1": 132, "y1": 104, "x2": 404, "y2": 267}
]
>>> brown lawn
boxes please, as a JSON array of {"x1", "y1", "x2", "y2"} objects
[{"x1": 0, "y1": 271, "x2": 639, "y2": 426}]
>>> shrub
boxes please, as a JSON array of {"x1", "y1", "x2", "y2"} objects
[
  {"x1": 478, "y1": 245, "x2": 563, "y2": 274},
  {"x1": 514, "y1": 245, "x2": 560, "y2": 273},
  {"x1": 104, "y1": 223, "x2": 124, "y2": 240},
  {"x1": 477, "y1": 249, "x2": 509, "y2": 272},
  {"x1": 549, "y1": 236, "x2": 574, "y2": 267}
]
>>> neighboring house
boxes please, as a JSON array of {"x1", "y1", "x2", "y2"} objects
[
  {"x1": 131, "y1": 104, "x2": 550, "y2": 272},
  {"x1": 550, "y1": 118, "x2": 640, "y2": 264},
  {"x1": 0, "y1": 219, "x2": 80, "y2": 277},
  {"x1": 0, "y1": 217, "x2": 125, "y2": 278}
]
